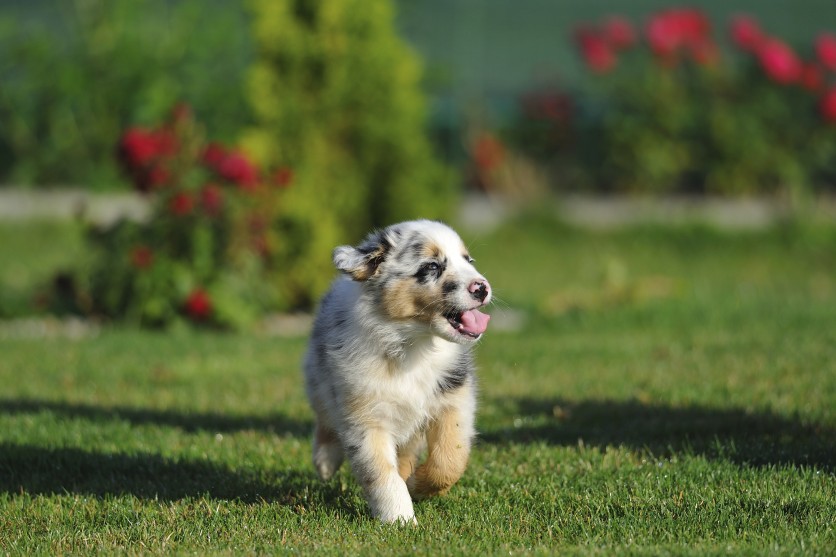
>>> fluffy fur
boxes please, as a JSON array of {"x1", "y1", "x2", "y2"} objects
[{"x1": 303, "y1": 220, "x2": 492, "y2": 524}]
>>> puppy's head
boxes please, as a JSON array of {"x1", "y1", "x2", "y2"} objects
[{"x1": 333, "y1": 220, "x2": 492, "y2": 343}]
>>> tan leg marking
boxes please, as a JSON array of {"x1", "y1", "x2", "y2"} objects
[
  {"x1": 409, "y1": 407, "x2": 471, "y2": 499},
  {"x1": 397, "y1": 434, "x2": 424, "y2": 481}
]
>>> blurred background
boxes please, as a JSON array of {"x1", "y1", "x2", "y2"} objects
[{"x1": 0, "y1": 0, "x2": 834, "y2": 328}]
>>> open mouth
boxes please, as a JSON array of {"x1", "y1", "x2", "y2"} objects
[{"x1": 445, "y1": 308, "x2": 491, "y2": 338}]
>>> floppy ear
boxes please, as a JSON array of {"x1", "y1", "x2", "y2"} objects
[{"x1": 333, "y1": 229, "x2": 392, "y2": 281}]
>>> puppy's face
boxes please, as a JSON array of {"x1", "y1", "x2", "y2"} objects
[{"x1": 333, "y1": 220, "x2": 492, "y2": 343}]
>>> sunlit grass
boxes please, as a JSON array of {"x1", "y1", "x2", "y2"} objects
[{"x1": 0, "y1": 213, "x2": 834, "y2": 554}]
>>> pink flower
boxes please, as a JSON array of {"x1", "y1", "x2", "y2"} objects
[
  {"x1": 758, "y1": 38, "x2": 802, "y2": 84},
  {"x1": 184, "y1": 289, "x2": 212, "y2": 320},
  {"x1": 169, "y1": 192, "x2": 194, "y2": 216},
  {"x1": 729, "y1": 15, "x2": 763, "y2": 52},
  {"x1": 218, "y1": 150, "x2": 259, "y2": 190},
  {"x1": 200, "y1": 183, "x2": 224, "y2": 215},
  {"x1": 602, "y1": 16, "x2": 636, "y2": 50},
  {"x1": 815, "y1": 33, "x2": 836, "y2": 72},
  {"x1": 130, "y1": 245, "x2": 154, "y2": 269},
  {"x1": 645, "y1": 8, "x2": 712, "y2": 66},
  {"x1": 575, "y1": 26, "x2": 617, "y2": 73},
  {"x1": 821, "y1": 87, "x2": 836, "y2": 123}
]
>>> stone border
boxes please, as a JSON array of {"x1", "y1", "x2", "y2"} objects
[{"x1": 458, "y1": 193, "x2": 836, "y2": 233}]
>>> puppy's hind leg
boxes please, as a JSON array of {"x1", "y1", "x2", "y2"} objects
[{"x1": 312, "y1": 421, "x2": 344, "y2": 480}]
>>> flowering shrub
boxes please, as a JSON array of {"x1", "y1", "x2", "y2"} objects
[
  {"x1": 85, "y1": 104, "x2": 293, "y2": 328},
  {"x1": 511, "y1": 9, "x2": 836, "y2": 195}
]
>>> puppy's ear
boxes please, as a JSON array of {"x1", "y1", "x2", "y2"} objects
[{"x1": 333, "y1": 229, "x2": 394, "y2": 281}]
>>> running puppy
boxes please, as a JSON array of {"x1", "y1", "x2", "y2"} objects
[{"x1": 304, "y1": 220, "x2": 492, "y2": 524}]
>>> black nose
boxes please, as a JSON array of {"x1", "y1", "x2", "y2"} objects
[{"x1": 471, "y1": 281, "x2": 488, "y2": 301}]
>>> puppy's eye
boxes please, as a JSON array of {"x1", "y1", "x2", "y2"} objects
[
  {"x1": 464, "y1": 255, "x2": 474, "y2": 264},
  {"x1": 424, "y1": 262, "x2": 440, "y2": 272}
]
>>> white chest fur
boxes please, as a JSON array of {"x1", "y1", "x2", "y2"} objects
[{"x1": 342, "y1": 335, "x2": 463, "y2": 445}]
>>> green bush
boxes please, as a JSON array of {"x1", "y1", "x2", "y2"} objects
[
  {"x1": 241, "y1": 0, "x2": 456, "y2": 306},
  {"x1": 0, "y1": 0, "x2": 250, "y2": 189}
]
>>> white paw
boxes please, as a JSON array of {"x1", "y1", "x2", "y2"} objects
[
  {"x1": 313, "y1": 444, "x2": 344, "y2": 480},
  {"x1": 370, "y1": 478, "x2": 416, "y2": 524}
]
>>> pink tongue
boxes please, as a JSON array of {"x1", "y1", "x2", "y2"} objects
[{"x1": 459, "y1": 309, "x2": 490, "y2": 335}]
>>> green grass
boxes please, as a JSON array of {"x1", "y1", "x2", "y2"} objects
[
  {"x1": 0, "y1": 220, "x2": 87, "y2": 317},
  {"x1": 1, "y1": 213, "x2": 834, "y2": 554}
]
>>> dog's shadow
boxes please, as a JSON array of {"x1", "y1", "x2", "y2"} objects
[
  {"x1": 480, "y1": 397, "x2": 835, "y2": 471},
  {"x1": 2, "y1": 397, "x2": 832, "y2": 505},
  {"x1": 0, "y1": 398, "x2": 356, "y2": 510},
  {"x1": 0, "y1": 398, "x2": 312, "y2": 436}
]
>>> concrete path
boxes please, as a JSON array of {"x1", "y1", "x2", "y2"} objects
[{"x1": 1, "y1": 189, "x2": 833, "y2": 230}]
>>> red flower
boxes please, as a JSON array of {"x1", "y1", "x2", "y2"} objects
[
  {"x1": 729, "y1": 15, "x2": 763, "y2": 52},
  {"x1": 800, "y1": 63, "x2": 824, "y2": 93},
  {"x1": 271, "y1": 167, "x2": 294, "y2": 188},
  {"x1": 645, "y1": 8, "x2": 712, "y2": 66},
  {"x1": 758, "y1": 38, "x2": 802, "y2": 84},
  {"x1": 120, "y1": 128, "x2": 159, "y2": 168},
  {"x1": 119, "y1": 128, "x2": 177, "y2": 169},
  {"x1": 130, "y1": 245, "x2": 154, "y2": 269},
  {"x1": 472, "y1": 133, "x2": 505, "y2": 172},
  {"x1": 218, "y1": 150, "x2": 259, "y2": 190},
  {"x1": 184, "y1": 289, "x2": 212, "y2": 320},
  {"x1": 574, "y1": 26, "x2": 617, "y2": 73},
  {"x1": 821, "y1": 87, "x2": 836, "y2": 123},
  {"x1": 169, "y1": 192, "x2": 194, "y2": 216},
  {"x1": 602, "y1": 16, "x2": 636, "y2": 50},
  {"x1": 202, "y1": 142, "x2": 227, "y2": 170},
  {"x1": 815, "y1": 33, "x2": 836, "y2": 72},
  {"x1": 200, "y1": 183, "x2": 224, "y2": 215}
]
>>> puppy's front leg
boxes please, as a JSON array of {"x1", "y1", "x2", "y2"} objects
[
  {"x1": 348, "y1": 428, "x2": 415, "y2": 524},
  {"x1": 408, "y1": 400, "x2": 474, "y2": 499}
]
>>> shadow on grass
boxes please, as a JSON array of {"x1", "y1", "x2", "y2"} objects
[
  {"x1": 0, "y1": 443, "x2": 360, "y2": 513},
  {"x1": 481, "y1": 398, "x2": 835, "y2": 471},
  {"x1": 0, "y1": 398, "x2": 312, "y2": 437},
  {"x1": 0, "y1": 399, "x2": 365, "y2": 512}
]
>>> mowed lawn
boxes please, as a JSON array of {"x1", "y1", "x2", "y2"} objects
[{"x1": 0, "y1": 213, "x2": 834, "y2": 554}]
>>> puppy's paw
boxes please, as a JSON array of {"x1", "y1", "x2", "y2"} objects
[
  {"x1": 313, "y1": 443, "x2": 344, "y2": 480},
  {"x1": 377, "y1": 509, "x2": 417, "y2": 526}
]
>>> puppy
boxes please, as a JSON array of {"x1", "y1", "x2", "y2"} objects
[{"x1": 303, "y1": 220, "x2": 492, "y2": 523}]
